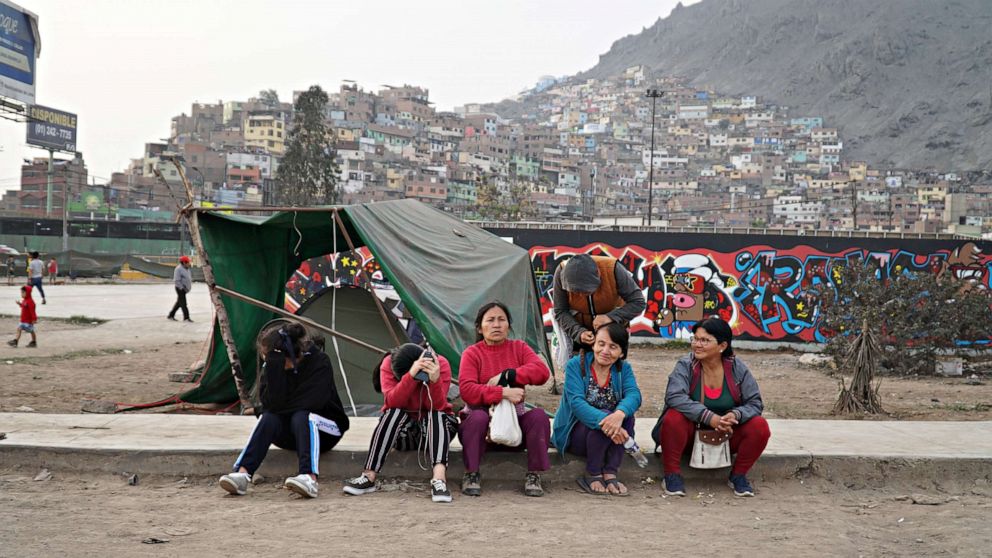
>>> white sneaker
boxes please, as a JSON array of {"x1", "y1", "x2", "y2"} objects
[
  {"x1": 219, "y1": 472, "x2": 250, "y2": 496},
  {"x1": 285, "y1": 474, "x2": 319, "y2": 498}
]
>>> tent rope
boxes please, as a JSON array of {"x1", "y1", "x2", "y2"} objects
[
  {"x1": 330, "y1": 215, "x2": 359, "y2": 416},
  {"x1": 292, "y1": 211, "x2": 303, "y2": 256}
]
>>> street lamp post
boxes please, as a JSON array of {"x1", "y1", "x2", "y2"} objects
[{"x1": 645, "y1": 89, "x2": 664, "y2": 226}]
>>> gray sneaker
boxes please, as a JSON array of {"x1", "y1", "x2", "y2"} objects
[
  {"x1": 219, "y1": 472, "x2": 250, "y2": 495},
  {"x1": 524, "y1": 472, "x2": 544, "y2": 497},
  {"x1": 285, "y1": 474, "x2": 319, "y2": 498},
  {"x1": 461, "y1": 472, "x2": 481, "y2": 497}
]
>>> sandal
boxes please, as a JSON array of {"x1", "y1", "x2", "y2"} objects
[
  {"x1": 575, "y1": 475, "x2": 608, "y2": 496},
  {"x1": 604, "y1": 477, "x2": 629, "y2": 497}
]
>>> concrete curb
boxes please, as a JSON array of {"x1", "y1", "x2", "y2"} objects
[{"x1": 2, "y1": 414, "x2": 991, "y2": 486}]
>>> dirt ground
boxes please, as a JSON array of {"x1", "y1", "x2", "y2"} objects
[
  {"x1": 0, "y1": 469, "x2": 990, "y2": 557},
  {"x1": 2, "y1": 316, "x2": 991, "y2": 556},
  {"x1": 0, "y1": 315, "x2": 990, "y2": 419}
]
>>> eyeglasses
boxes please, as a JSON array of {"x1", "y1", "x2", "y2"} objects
[{"x1": 690, "y1": 335, "x2": 717, "y2": 346}]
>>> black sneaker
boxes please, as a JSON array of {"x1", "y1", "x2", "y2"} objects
[
  {"x1": 167, "y1": 316, "x2": 177, "y2": 321},
  {"x1": 6, "y1": 339, "x2": 16, "y2": 347},
  {"x1": 26, "y1": 341, "x2": 36, "y2": 348},
  {"x1": 183, "y1": 318, "x2": 194, "y2": 322},
  {"x1": 524, "y1": 473, "x2": 544, "y2": 497},
  {"x1": 342, "y1": 473, "x2": 377, "y2": 495},
  {"x1": 728, "y1": 473, "x2": 755, "y2": 497},
  {"x1": 461, "y1": 472, "x2": 481, "y2": 497},
  {"x1": 430, "y1": 479, "x2": 452, "y2": 503}
]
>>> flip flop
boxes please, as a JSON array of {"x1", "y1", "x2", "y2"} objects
[
  {"x1": 575, "y1": 476, "x2": 608, "y2": 496},
  {"x1": 604, "y1": 478, "x2": 629, "y2": 497}
]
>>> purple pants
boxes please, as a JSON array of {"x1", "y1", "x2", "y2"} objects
[
  {"x1": 568, "y1": 415, "x2": 635, "y2": 476},
  {"x1": 459, "y1": 407, "x2": 551, "y2": 473}
]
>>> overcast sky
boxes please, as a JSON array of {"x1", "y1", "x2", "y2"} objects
[{"x1": 0, "y1": 0, "x2": 697, "y2": 192}]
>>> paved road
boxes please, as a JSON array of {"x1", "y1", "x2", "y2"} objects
[{"x1": 0, "y1": 283, "x2": 214, "y2": 356}]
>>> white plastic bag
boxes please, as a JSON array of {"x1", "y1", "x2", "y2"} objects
[
  {"x1": 550, "y1": 314, "x2": 572, "y2": 377},
  {"x1": 689, "y1": 430, "x2": 732, "y2": 469},
  {"x1": 488, "y1": 399, "x2": 523, "y2": 447}
]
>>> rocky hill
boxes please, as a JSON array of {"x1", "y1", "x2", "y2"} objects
[{"x1": 508, "y1": 0, "x2": 992, "y2": 170}]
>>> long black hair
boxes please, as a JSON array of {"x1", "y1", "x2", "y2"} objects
[
  {"x1": 692, "y1": 317, "x2": 735, "y2": 357},
  {"x1": 474, "y1": 300, "x2": 513, "y2": 342}
]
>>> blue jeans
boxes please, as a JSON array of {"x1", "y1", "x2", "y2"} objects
[{"x1": 29, "y1": 277, "x2": 45, "y2": 301}]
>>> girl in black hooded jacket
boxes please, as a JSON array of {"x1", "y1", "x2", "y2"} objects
[{"x1": 219, "y1": 323, "x2": 349, "y2": 499}]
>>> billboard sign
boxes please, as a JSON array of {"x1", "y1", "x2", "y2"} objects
[
  {"x1": 26, "y1": 104, "x2": 76, "y2": 152},
  {"x1": 0, "y1": 0, "x2": 39, "y2": 104}
]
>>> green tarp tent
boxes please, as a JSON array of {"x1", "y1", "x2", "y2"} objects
[{"x1": 177, "y1": 199, "x2": 551, "y2": 413}]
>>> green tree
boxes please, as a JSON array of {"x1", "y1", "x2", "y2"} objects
[
  {"x1": 820, "y1": 263, "x2": 992, "y2": 376},
  {"x1": 276, "y1": 85, "x2": 340, "y2": 206},
  {"x1": 259, "y1": 89, "x2": 280, "y2": 108},
  {"x1": 475, "y1": 180, "x2": 502, "y2": 220},
  {"x1": 506, "y1": 181, "x2": 537, "y2": 220}
]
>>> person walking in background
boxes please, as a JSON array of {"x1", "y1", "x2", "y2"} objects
[
  {"x1": 27, "y1": 251, "x2": 46, "y2": 305},
  {"x1": 168, "y1": 255, "x2": 193, "y2": 322},
  {"x1": 5, "y1": 255, "x2": 13, "y2": 286},
  {"x1": 7, "y1": 285, "x2": 38, "y2": 348},
  {"x1": 47, "y1": 258, "x2": 58, "y2": 285}
]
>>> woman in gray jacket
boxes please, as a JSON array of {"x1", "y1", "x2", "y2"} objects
[{"x1": 652, "y1": 317, "x2": 770, "y2": 497}]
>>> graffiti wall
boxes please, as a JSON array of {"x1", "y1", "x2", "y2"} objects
[
  {"x1": 286, "y1": 228, "x2": 990, "y2": 343},
  {"x1": 495, "y1": 229, "x2": 990, "y2": 343}
]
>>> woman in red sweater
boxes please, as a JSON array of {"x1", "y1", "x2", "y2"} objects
[
  {"x1": 342, "y1": 343, "x2": 457, "y2": 503},
  {"x1": 459, "y1": 301, "x2": 552, "y2": 497}
]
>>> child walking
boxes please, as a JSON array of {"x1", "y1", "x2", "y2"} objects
[{"x1": 8, "y1": 285, "x2": 37, "y2": 348}]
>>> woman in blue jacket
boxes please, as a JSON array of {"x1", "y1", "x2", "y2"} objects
[{"x1": 552, "y1": 323, "x2": 641, "y2": 496}]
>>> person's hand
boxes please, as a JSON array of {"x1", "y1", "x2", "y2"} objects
[
  {"x1": 609, "y1": 428, "x2": 629, "y2": 445},
  {"x1": 579, "y1": 330, "x2": 595, "y2": 345},
  {"x1": 486, "y1": 374, "x2": 501, "y2": 386},
  {"x1": 717, "y1": 412, "x2": 738, "y2": 433},
  {"x1": 502, "y1": 387, "x2": 525, "y2": 404},
  {"x1": 708, "y1": 413, "x2": 723, "y2": 431},
  {"x1": 425, "y1": 360, "x2": 441, "y2": 384},
  {"x1": 599, "y1": 410, "x2": 626, "y2": 438},
  {"x1": 592, "y1": 315, "x2": 613, "y2": 329},
  {"x1": 407, "y1": 357, "x2": 431, "y2": 379}
]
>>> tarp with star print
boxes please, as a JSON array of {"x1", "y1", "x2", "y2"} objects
[{"x1": 175, "y1": 199, "x2": 551, "y2": 408}]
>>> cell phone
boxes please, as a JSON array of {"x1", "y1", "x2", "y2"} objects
[{"x1": 414, "y1": 346, "x2": 434, "y2": 382}]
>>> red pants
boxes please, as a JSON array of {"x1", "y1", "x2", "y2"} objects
[{"x1": 659, "y1": 411, "x2": 770, "y2": 476}]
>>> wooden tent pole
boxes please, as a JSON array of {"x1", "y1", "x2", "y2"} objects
[
  {"x1": 169, "y1": 158, "x2": 251, "y2": 409},
  {"x1": 332, "y1": 209, "x2": 403, "y2": 347},
  {"x1": 214, "y1": 285, "x2": 387, "y2": 354}
]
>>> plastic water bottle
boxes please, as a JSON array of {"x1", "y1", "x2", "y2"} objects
[{"x1": 624, "y1": 437, "x2": 649, "y2": 468}]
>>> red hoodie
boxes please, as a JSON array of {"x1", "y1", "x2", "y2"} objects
[{"x1": 19, "y1": 285, "x2": 37, "y2": 324}]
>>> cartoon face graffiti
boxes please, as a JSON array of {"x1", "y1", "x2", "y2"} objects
[
  {"x1": 649, "y1": 254, "x2": 736, "y2": 331},
  {"x1": 943, "y1": 242, "x2": 986, "y2": 290}
]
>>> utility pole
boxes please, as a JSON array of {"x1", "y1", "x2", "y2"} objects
[
  {"x1": 45, "y1": 148, "x2": 53, "y2": 216},
  {"x1": 645, "y1": 89, "x2": 664, "y2": 226},
  {"x1": 887, "y1": 193, "x2": 894, "y2": 231},
  {"x1": 62, "y1": 165, "x2": 69, "y2": 251},
  {"x1": 850, "y1": 180, "x2": 858, "y2": 230}
]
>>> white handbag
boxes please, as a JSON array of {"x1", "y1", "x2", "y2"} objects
[
  {"x1": 488, "y1": 399, "x2": 523, "y2": 447},
  {"x1": 689, "y1": 384, "x2": 733, "y2": 469}
]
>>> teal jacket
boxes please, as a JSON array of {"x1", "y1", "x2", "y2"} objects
[{"x1": 551, "y1": 352, "x2": 642, "y2": 454}]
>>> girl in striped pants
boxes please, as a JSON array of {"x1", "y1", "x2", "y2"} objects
[{"x1": 343, "y1": 343, "x2": 458, "y2": 503}]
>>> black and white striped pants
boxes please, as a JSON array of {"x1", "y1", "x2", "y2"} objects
[{"x1": 364, "y1": 408, "x2": 459, "y2": 472}]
